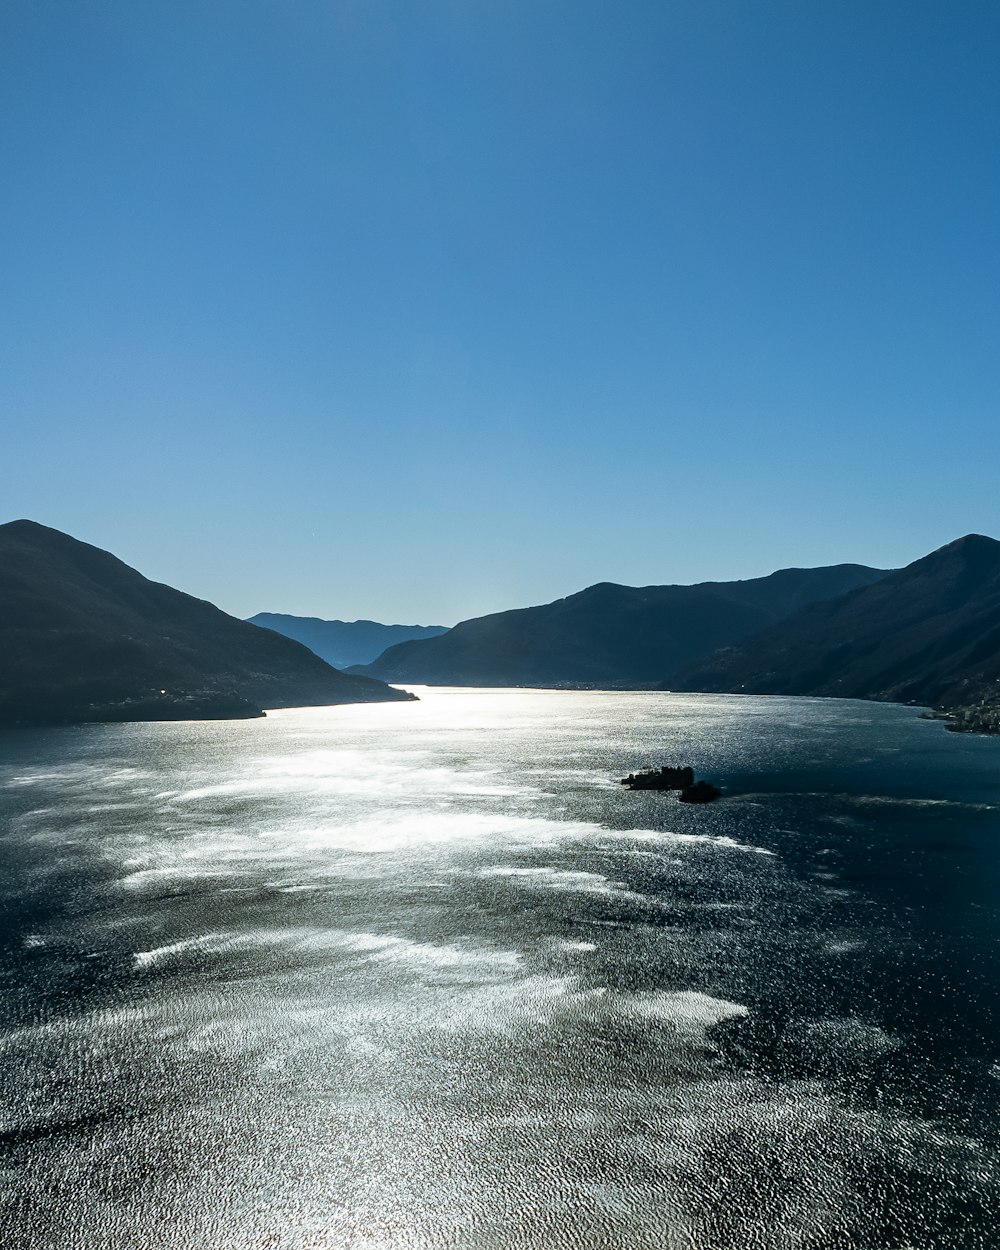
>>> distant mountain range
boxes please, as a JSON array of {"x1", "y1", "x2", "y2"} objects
[
  {"x1": 6, "y1": 520, "x2": 999, "y2": 733},
  {"x1": 671, "y1": 534, "x2": 1000, "y2": 732},
  {"x1": 351, "y1": 563, "x2": 891, "y2": 687},
  {"x1": 0, "y1": 520, "x2": 414, "y2": 725},
  {"x1": 247, "y1": 613, "x2": 449, "y2": 669}
]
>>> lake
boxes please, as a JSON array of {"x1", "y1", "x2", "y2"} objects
[{"x1": 2, "y1": 688, "x2": 999, "y2": 1249}]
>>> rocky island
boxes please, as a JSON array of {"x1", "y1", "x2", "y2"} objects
[
  {"x1": 620, "y1": 765, "x2": 695, "y2": 790},
  {"x1": 620, "y1": 765, "x2": 722, "y2": 802}
]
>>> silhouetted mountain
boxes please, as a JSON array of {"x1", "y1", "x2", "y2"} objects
[
  {"x1": 0, "y1": 520, "x2": 415, "y2": 724},
  {"x1": 247, "y1": 613, "x2": 449, "y2": 669},
  {"x1": 352, "y1": 564, "x2": 890, "y2": 687},
  {"x1": 670, "y1": 535, "x2": 1000, "y2": 725}
]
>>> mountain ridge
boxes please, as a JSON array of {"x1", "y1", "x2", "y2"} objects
[
  {"x1": 352, "y1": 563, "x2": 892, "y2": 687},
  {"x1": 0, "y1": 520, "x2": 414, "y2": 724},
  {"x1": 669, "y1": 534, "x2": 1000, "y2": 731},
  {"x1": 247, "y1": 612, "x2": 449, "y2": 670}
]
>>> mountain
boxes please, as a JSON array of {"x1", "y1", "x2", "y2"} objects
[
  {"x1": 351, "y1": 564, "x2": 891, "y2": 687},
  {"x1": 246, "y1": 613, "x2": 449, "y2": 669},
  {"x1": 0, "y1": 520, "x2": 415, "y2": 724},
  {"x1": 670, "y1": 535, "x2": 1000, "y2": 727}
]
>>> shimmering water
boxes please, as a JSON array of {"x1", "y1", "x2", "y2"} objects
[{"x1": 2, "y1": 688, "x2": 1000, "y2": 1249}]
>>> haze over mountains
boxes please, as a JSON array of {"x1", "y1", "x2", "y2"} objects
[
  {"x1": 672, "y1": 535, "x2": 1000, "y2": 730},
  {"x1": 247, "y1": 613, "x2": 448, "y2": 670},
  {"x1": 0, "y1": 521, "x2": 413, "y2": 724},
  {"x1": 352, "y1": 564, "x2": 891, "y2": 688}
]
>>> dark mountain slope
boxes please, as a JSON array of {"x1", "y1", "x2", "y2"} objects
[
  {"x1": 0, "y1": 520, "x2": 414, "y2": 724},
  {"x1": 247, "y1": 613, "x2": 449, "y2": 669},
  {"x1": 670, "y1": 535, "x2": 1000, "y2": 720},
  {"x1": 353, "y1": 564, "x2": 890, "y2": 687}
]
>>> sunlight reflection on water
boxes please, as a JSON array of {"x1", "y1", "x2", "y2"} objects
[{"x1": 1, "y1": 689, "x2": 1000, "y2": 1248}]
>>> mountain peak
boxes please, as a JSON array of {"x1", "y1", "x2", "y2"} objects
[
  {"x1": 936, "y1": 533, "x2": 1000, "y2": 553},
  {"x1": 672, "y1": 532, "x2": 1000, "y2": 709},
  {"x1": 907, "y1": 533, "x2": 1000, "y2": 575},
  {"x1": 3, "y1": 518, "x2": 52, "y2": 536}
]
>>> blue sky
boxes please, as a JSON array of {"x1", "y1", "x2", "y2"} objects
[{"x1": 3, "y1": 1, "x2": 998, "y2": 624}]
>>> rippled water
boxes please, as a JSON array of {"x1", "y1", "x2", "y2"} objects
[{"x1": 2, "y1": 688, "x2": 1000, "y2": 1249}]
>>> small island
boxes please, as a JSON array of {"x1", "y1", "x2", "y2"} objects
[
  {"x1": 620, "y1": 765, "x2": 722, "y2": 803},
  {"x1": 678, "y1": 779, "x2": 723, "y2": 803},
  {"x1": 620, "y1": 765, "x2": 695, "y2": 790}
]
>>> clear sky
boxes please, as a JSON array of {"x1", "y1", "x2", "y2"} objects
[{"x1": 2, "y1": 1, "x2": 998, "y2": 625}]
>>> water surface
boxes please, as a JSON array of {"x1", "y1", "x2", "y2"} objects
[{"x1": 2, "y1": 689, "x2": 999, "y2": 1249}]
